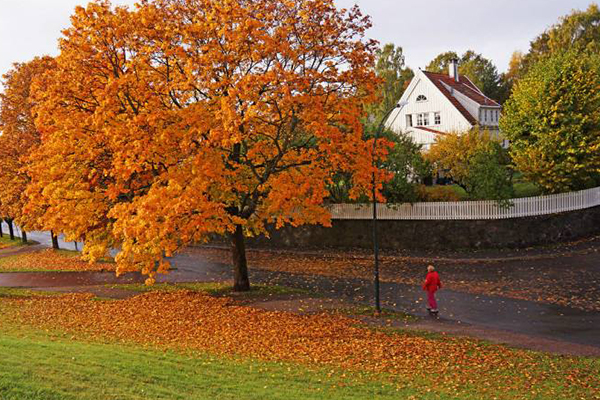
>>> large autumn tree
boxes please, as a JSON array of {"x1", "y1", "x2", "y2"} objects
[
  {"x1": 516, "y1": 4, "x2": 600, "y2": 81},
  {"x1": 29, "y1": 0, "x2": 380, "y2": 290},
  {"x1": 0, "y1": 56, "x2": 57, "y2": 245},
  {"x1": 500, "y1": 50, "x2": 600, "y2": 193}
]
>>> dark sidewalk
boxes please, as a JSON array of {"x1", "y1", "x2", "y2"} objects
[{"x1": 1, "y1": 228, "x2": 599, "y2": 350}]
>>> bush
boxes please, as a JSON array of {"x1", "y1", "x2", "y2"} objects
[
  {"x1": 425, "y1": 129, "x2": 514, "y2": 201},
  {"x1": 416, "y1": 185, "x2": 462, "y2": 202}
]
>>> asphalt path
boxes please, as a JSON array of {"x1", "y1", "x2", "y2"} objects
[{"x1": 1, "y1": 225, "x2": 599, "y2": 348}]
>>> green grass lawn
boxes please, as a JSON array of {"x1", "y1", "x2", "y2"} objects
[
  {"x1": 449, "y1": 184, "x2": 468, "y2": 200},
  {"x1": 0, "y1": 235, "x2": 31, "y2": 249},
  {"x1": 0, "y1": 322, "x2": 437, "y2": 400},
  {"x1": 513, "y1": 181, "x2": 542, "y2": 198},
  {"x1": 0, "y1": 290, "x2": 598, "y2": 400},
  {"x1": 106, "y1": 282, "x2": 309, "y2": 297}
]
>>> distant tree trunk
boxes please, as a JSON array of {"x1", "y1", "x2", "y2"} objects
[
  {"x1": 21, "y1": 230, "x2": 27, "y2": 244},
  {"x1": 51, "y1": 231, "x2": 60, "y2": 249},
  {"x1": 7, "y1": 219, "x2": 14, "y2": 240},
  {"x1": 230, "y1": 224, "x2": 250, "y2": 292},
  {"x1": 0, "y1": 219, "x2": 3, "y2": 238}
]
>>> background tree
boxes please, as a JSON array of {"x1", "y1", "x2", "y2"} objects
[
  {"x1": 368, "y1": 128, "x2": 429, "y2": 203},
  {"x1": 29, "y1": 0, "x2": 380, "y2": 290},
  {"x1": 425, "y1": 51, "x2": 459, "y2": 74},
  {"x1": 501, "y1": 50, "x2": 525, "y2": 96},
  {"x1": 425, "y1": 129, "x2": 513, "y2": 201},
  {"x1": 517, "y1": 4, "x2": 600, "y2": 80},
  {"x1": 426, "y1": 50, "x2": 508, "y2": 103},
  {"x1": 367, "y1": 43, "x2": 414, "y2": 122},
  {"x1": 0, "y1": 56, "x2": 57, "y2": 245},
  {"x1": 500, "y1": 50, "x2": 600, "y2": 193}
]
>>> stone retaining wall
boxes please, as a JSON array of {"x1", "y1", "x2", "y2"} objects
[{"x1": 242, "y1": 206, "x2": 600, "y2": 250}]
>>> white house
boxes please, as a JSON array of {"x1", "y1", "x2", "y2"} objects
[{"x1": 386, "y1": 59, "x2": 502, "y2": 149}]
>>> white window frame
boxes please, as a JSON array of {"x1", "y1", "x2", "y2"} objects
[
  {"x1": 416, "y1": 95, "x2": 428, "y2": 102},
  {"x1": 434, "y1": 112, "x2": 441, "y2": 125},
  {"x1": 416, "y1": 113, "x2": 424, "y2": 126},
  {"x1": 423, "y1": 112, "x2": 429, "y2": 126},
  {"x1": 406, "y1": 114, "x2": 413, "y2": 127}
]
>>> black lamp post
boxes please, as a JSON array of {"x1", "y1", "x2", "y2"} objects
[{"x1": 371, "y1": 102, "x2": 407, "y2": 312}]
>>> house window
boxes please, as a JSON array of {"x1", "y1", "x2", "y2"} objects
[
  {"x1": 406, "y1": 114, "x2": 413, "y2": 127},
  {"x1": 416, "y1": 113, "x2": 423, "y2": 126},
  {"x1": 434, "y1": 112, "x2": 441, "y2": 125},
  {"x1": 416, "y1": 95, "x2": 427, "y2": 102},
  {"x1": 423, "y1": 113, "x2": 429, "y2": 126}
]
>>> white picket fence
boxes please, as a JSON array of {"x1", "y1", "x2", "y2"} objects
[{"x1": 329, "y1": 186, "x2": 600, "y2": 220}]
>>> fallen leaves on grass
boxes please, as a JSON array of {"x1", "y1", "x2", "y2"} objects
[
  {"x1": 0, "y1": 238, "x2": 21, "y2": 249},
  {"x1": 0, "y1": 249, "x2": 115, "y2": 272},
  {"x1": 7, "y1": 291, "x2": 600, "y2": 399}
]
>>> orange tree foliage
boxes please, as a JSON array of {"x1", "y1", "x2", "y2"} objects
[
  {"x1": 0, "y1": 57, "x2": 56, "y2": 229},
  {"x1": 28, "y1": 0, "x2": 383, "y2": 289}
]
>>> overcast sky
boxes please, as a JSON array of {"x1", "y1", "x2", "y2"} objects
[{"x1": 0, "y1": 0, "x2": 595, "y2": 80}]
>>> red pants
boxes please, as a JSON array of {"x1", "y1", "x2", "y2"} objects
[{"x1": 427, "y1": 290, "x2": 438, "y2": 310}]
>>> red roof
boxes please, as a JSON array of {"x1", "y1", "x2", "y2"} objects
[{"x1": 422, "y1": 71, "x2": 500, "y2": 126}]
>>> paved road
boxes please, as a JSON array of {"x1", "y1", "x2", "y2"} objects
[
  {"x1": 1, "y1": 222, "x2": 81, "y2": 251},
  {"x1": 1, "y1": 227, "x2": 599, "y2": 348}
]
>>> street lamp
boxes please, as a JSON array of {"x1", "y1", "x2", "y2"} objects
[{"x1": 372, "y1": 100, "x2": 408, "y2": 312}]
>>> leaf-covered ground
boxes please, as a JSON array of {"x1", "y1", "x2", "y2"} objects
[
  {"x1": 3, "y1": 290, "x2": 598, "y2": 400},
  {"x1": 0, "y1": 326, "x2": 423, "y2": 400},
  {"x1": 192, "y1": 247, "x2": 600, "y2": 312},
  {"x1": 0, "y1": 249, "x2": 115, "y2": 272},
  {"x1": 0, "y1": 236, "x2": 27, "y2": 250}
]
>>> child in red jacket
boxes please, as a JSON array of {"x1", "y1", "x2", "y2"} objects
[{"x1": 423, "y1": 265, "x2": 442, "y2": 314}]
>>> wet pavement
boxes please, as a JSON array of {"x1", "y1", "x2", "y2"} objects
[
  {"x1": 0, "y1": 225, "x2": 81, "y2": 252},
  {"x1": 252, "y1": 271, "x2": 600, "y2": 348},
  {"x1": 1, "y1": 227, "x2": 599, "y2": 349}
]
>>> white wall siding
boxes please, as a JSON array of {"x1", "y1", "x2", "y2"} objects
[
  {"x1": 387, "y1": 70, "x2": 473, "y2": 144},
  {"x1": 479, "y1": 107, "x2": 501, "y2": 127},
  {"x1": 329, "y1": 186, "x2": 600, "y2": 221},
  {"x1": 406, "y1": 128, "x2": 436, "y2": 147}
]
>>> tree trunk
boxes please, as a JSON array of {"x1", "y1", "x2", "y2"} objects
[
  {"x1": 230, "y1": 224, "x2": 250, "y2": 292},
  {"x1": 51, "y1": 231, "x2": 60, "y2": 250},
  {"x1": 7, "y1": 220, "x2": 14, "y2": 240},
  {"x1": 21, "y1": 230, "x2": 27, "y2": 244},
  {"x1": 0, "y1": 220, "x2": 3, "y2": 238}
]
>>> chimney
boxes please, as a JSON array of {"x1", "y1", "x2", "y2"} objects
[{"x1": 449, "y1": 58, "x2": 459, "y2": 82}]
